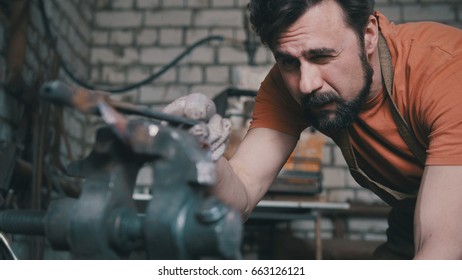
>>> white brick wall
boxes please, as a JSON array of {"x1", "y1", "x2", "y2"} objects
[
  {"x1": 96, "y1": 11, "x2": 143, "y2": 28},
  {"x1": 2, "y1": 0, "x2": 460, "y2": 257},
  {"x1": 145, "y1": 10, "x2": 193, "y2": 26}
]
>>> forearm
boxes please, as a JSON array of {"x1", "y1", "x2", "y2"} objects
[
  {"x1": 210, "y1": 157, "x2": 253, "y2": 220},
  {"x1": 414, "y1": 166, "x2": 462, "y2": 260},
  {"x1": 209, "y1": 128, "x2": 298, "y2": 220},
  {"x1": 414, "y1": 236, "x2": 462, "y2": 260},
  {"x1": 414, "y1": 209, "x2": 462, "y2": 259}
]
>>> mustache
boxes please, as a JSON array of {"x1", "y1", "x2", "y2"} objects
[{"x1": 301, "y1": 91, "x2": 341, "y2": 107}]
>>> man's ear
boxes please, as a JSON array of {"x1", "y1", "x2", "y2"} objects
[{"x1": 364, "y1": 15, "x2": 379, "y2": 55}]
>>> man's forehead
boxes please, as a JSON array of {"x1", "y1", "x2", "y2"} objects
[
  {"x1": 272, "y1": 2, "x2": 352, "y2": 54},
  {"x1": 273, "y1": 0, "x2": 349, "y2": 45}
]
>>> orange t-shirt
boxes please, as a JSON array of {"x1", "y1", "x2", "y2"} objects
[{"x1": 250, "y1": 12, "x2": 462, "y2": 192}]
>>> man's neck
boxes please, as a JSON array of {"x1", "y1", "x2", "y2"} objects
[{"x1": 368, "y1": 45, "x2": 384, "y2": 100}]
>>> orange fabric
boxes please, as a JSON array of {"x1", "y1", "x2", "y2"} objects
[
  {"x1": 251, "y1": 64, "x2": 309, "y2": 137},
  {"x1": 249, "y1": 12, "x2": 462, "y2": 191},
  {"x1": 284, "y1": 130, "x2": 325, "y2": 172}
]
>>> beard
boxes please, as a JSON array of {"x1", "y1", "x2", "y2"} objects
[{"x1": 301, "y1": 49, "x2": 374, "y2": 133}]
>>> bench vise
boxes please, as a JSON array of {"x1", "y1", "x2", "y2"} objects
[{"x1": 0, "y1": 81, "x2": 242, "y2": 259}]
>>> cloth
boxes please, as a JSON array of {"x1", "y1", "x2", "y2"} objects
[
  {"x1": 372, "y1": 200, "x2": 415, "y2": 260},
  {"x1": 163, "y1": 93, "x2": 231, "y2": 161},
  {"x1": 250, "y1": 11, "x2": 462, "y2": 195}
]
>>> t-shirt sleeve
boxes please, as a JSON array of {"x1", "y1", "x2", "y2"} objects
[
  {"x1": 420, "y1": 54, "x2": 462, "y2": 165},
  {"x1": 249, "y1": 64, "x2": 309, "y2": 137},
  {"x1": 387, "y1": 19, "x2": 462, "y2": 166}
]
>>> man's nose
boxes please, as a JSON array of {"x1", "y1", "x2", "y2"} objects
[{"x1": 299, "y1": 63, "x2": 323, "y2": 95}]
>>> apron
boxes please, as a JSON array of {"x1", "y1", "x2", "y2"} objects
[{"x1": 336, "y1": 34, "x2": 427, "y2": 259}]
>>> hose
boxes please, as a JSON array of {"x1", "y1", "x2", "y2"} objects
[{"x1": 37, "y1": 0, "x2": 224, "y2": 93}]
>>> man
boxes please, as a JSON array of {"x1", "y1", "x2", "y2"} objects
[{"x1": 168, "y1": 0, "x2": 462, "y2": 259}]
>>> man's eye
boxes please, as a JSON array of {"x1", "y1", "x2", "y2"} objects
[
  {"x1": 278, "y1": 58, "x2": 299, "y2": 70},
  {"x1": 310, "y1": 55, "x2": 331, "y2": 64}
]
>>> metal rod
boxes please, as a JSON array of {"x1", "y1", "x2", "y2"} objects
[{"x1": 39, "y1": 81, "x2": 199, "y2": 127}]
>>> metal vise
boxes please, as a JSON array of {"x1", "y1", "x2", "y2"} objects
[{"x1": 0, "y1": 82, "x2": 242, "y2": 259}]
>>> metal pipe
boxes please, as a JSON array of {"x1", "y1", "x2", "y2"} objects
[{"x1": 0, "y1": 210, "x2": 46, "y2": 236}]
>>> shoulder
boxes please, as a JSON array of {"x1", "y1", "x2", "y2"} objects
[
  {"x1": 377, "y1": 11, "x2": 462, "y2": 59},
  {"x1": 251, "y1": 64, "x2": 309, "y2": 136},
  {"x1": 377, "y1": 13, "x2": 462, "y2": 142},
  {"x1": 378, "y1": 12, "x2": 462, "y2": 96},
  {"x1": 256, "y1": 64, "x2": 297, "y2": 109}
]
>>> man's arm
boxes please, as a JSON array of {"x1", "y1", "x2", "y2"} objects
[
  {"x1": 414, "y1": 165, "x2": 462, "y2": 259},
  {"x1": 212, "y1": 127, "x2": 298, "y2": 219}
]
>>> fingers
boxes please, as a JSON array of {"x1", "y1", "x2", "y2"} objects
[
  {"x1": 163, "y1": 93, "x2": 216, "y2": 121},
  {"x1": 163, "y1": 96, "x2": 187, "y2": 116},
  {"x1": 208, "y1": 115, "x2": 232, "y2": 161},
  {"x1": 162, "y1": 93, "x2": 230, "y2": 161},
  {"x1": 183, "y1": 93, "x2": 217, "y2": 121}
]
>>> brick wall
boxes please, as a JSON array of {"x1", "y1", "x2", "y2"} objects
[
  {"x1": 0, "y1": 4, "x2": 13, "y2": 142},
  {"x1": 1, "y1": 0, "x2": 94, "y2": 259},
  {"x1": 29, "y1": 0, "x2": 95, "y2": 161},
  {"x1": 89, "y1": 0, "x2": 275, "y2": 108},
  {"x1": 0, "y1": 0, "x2": 94, "y2": 159},
  {"x1": 377, "y1": 0, "x2": 461, "y2": 28},
  {"x1": 1, "y1": 0, "x2": 460, "y2": 258}
]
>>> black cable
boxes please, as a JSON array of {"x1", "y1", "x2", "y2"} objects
[{"x1": 37, "y1": 0, "x2": 224, "y2": 93}]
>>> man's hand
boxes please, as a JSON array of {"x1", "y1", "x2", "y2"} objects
[{"x1": 163, "y1": 93, "x2": 231, "y2": 161}]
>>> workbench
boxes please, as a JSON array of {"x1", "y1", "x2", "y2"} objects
[{"x1": 247, "y1": 197, "x2": 350, "y2": 260}]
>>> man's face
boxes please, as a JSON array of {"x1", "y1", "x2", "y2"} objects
[
  {"x1": 274, "y1": 1, "x2": 374, "y2": 132},
  {"x1": 301, "y1": 50, "x2": 373, "y2": 131}
]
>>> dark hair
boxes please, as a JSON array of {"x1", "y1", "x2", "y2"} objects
[{"x1": 248, "y1": 0, "x2": 375, "y2": 49}]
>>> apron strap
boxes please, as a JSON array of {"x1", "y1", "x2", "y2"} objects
[
  {"x1": 337, "y1": 130, "x2": 418, "y2": 201},
  {"x1": 378, "y1": 33, "x2": 426, "y2": 165},
  {"x1": 335, "y1": 32, "x2": 425, "y2": 202}
]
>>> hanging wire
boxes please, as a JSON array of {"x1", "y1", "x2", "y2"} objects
[{"x1": 37, "y1": 0, "x2": 224, "y2": 94}]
